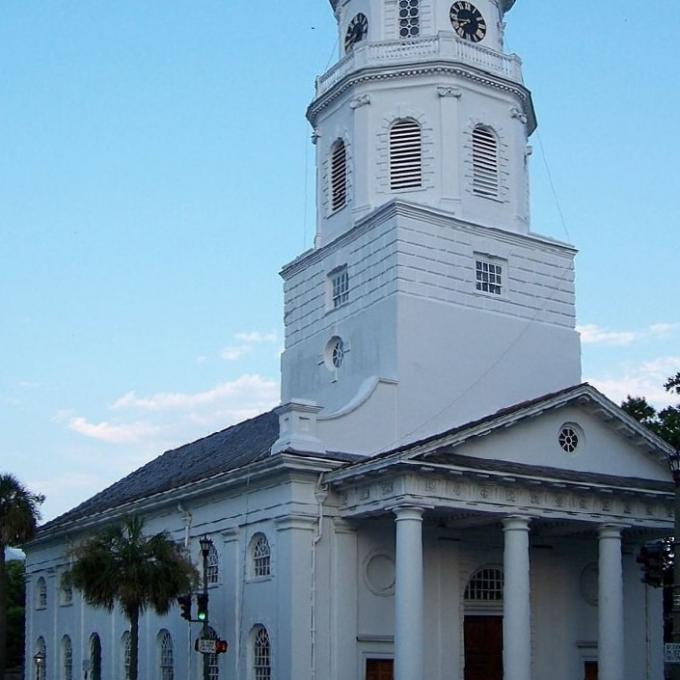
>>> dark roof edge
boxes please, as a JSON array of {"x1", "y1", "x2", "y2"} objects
[{"x1": 29, "y1": 451, "x2": 349, "y2": 548}]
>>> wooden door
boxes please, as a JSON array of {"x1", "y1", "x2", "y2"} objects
[
  {"x1": 366, "y1": 658, "x2": 394, "y2": 680},
  {"x1": 464, "y1": 615, "x2": 503, "y2": 680},
  {"x1": 584, "y1": 661, "x2": 598, "y2": 680}
]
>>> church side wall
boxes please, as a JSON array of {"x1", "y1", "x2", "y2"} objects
[{"x1": 24, "y1": 470, "x2": 322, "y2": 680}]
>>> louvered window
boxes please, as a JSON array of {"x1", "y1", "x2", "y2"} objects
[
  {"x1": 398, "y1": 0, "x2": 420, "y2": 38},
  {"x1": 472, "y1": 126, "x2": 499, "y2": 198},
  {"x1": 330, "y1": 140, "x2": 347, "y2": 212},
  {"x1": 389, "y1": 119, "x2": 422, "y2": 190}
]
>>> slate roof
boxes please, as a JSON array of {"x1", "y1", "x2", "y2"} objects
[{"x1": 41, "y1": 410, "x2": 281, "y2": 532}]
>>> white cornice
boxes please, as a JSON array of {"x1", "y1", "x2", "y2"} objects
[
  {"x1": 280, "y1": 199, "x2": 575, "y2": 279},
  {"x1": 308, "y1": 61, "x2": 536, "y2": 132}
]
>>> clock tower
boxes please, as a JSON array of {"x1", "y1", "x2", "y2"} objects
[{"x1": 277, "y1": 0, "x2": 581, "y2": 455}]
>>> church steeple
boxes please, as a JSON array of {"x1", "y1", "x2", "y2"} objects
[
  {"x1": 309, "y1": 0, "x2": 536, "y2": 248},
  {"x1": 279, "y1": 0, "x2": 581, "y2": 455}
]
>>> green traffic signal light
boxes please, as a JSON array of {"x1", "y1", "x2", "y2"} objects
[{"x1": 196, "y1": 593, "x2": 209, "y2": 622}]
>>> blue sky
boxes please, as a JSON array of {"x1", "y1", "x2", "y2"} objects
[{"x1": 1, "y1": 0, "x2": 678, "y2": 522}]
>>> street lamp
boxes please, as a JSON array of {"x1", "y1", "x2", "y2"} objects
[
  {"x1": 33, "y1": 650, "x2": 46, "y2": 680},
  {"x1": 669, "y1": 449, "x2": 680, "y2": 678},
  {"x1": 199, "y1": 535, "x2": 214, "y2": 680}
]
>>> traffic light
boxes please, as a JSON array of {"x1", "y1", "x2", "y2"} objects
[
  {"x1": 178, "y1": 594, "x2": 192, "y2": 621},
  {"x1": 196, "y1": 593, "x2": 209, "y2": 622},
  {"x1": 637, "y1": 541, "x2": 666, "y2": 588},
  {"x1": 215, "y1": 640, "x2": 228, "y2": 655}
]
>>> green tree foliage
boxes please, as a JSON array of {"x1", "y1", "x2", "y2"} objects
[
  {"x1": 69, "y1": 516, "x2": 197, "y2": 680},
  {"x1": 0, "y1": 474, "x2": 44, "y2": 680},
  {"x1": 5, "y1": 561, "x2": 25, "y2": 671},
  {"x1": 621, "y1": 372, "x2": 680, "y2": 449}
]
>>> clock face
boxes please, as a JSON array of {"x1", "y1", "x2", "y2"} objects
[
  {"x1": 450, "y1": 2, "x2": 487, "y2": 43},
  {"x1": 345, "y1": 13, "x2": 368, "y2": 52}
]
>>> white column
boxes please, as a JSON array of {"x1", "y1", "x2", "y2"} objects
[
  {"x1": 598, "y1": 524, "x2": 625, "y2": 680},
  {"x1": 503, "y1": 516, "x2": 532, "y2": 680},
  {"x1": 394, "y1": 506, "x2": 425, "y2": 680}
]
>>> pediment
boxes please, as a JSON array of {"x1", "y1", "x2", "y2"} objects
[{"x1": 414, "y1": 386, "x2": 672, "y2": 484}]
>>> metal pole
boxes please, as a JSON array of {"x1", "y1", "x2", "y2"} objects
[
  {"x1": 673, "y1": 471, "x2": 680, "y2": 680},
  {"x1": 202, "y1": 547, "x2": 209, "y2": 680}
]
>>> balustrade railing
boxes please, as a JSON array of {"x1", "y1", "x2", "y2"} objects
[{"x1": 315, "y1": 33, "x2": 522, "y2": 97}]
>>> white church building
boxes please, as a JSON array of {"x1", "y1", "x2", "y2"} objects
[{"x1": 25, "y1": 1, "x2": 675, "y2": 679}]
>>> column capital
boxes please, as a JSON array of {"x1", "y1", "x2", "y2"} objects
[
  {"x1": 598, "y1": 523, "x2": 629, "y2": 540},
  {"x1": 502, "y1": 515, "x2": 532, "y2": 532},
  {"x1": 390, "y1": 505, "x2": 427, "y2": 522}
]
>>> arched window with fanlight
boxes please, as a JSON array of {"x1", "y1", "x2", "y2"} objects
[
  {"x1": 465, "y1": 566, "x2": 504, "y2": 603},
  {"x1": 472, "y1": 125, "x2": 500, "y2": 198},
  {"x1": 158, "y1": 629, "x2": 174, "y2": 680},
  {"x1": 330, "y1": 139, "x2": 347, "y2": 212},
  {"x1": 252, "y1": 626, "x2": 272, "y2": 680},
  {"x1": 250, "y1": 533, "x2": 271, "y2": 578},
  {"x1": 205, "y1": 543, "x2": 219, "y2": 586},
  {"x1": 89, "y1": 633, "x2": 102, "y2": 680},
  {"x1": 62, "y1": 635, "x2": 73, "y2": 680},
  {"x1": 36, "y1": 576, "x2": 47, "y2": 609},
  {"x1": 389, "y1": 119, "x2": 422, "y2": 191},
  {"x1": 34, "y1": 637, "x2": 46, "y2": 680}
]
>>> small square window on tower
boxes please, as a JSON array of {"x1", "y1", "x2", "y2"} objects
[
  {"x1": 328, "y1": 265, "x2": 349, "y2": 309},
  {"x1": 475, "y1": 255, "x2": 505, "y2": 296}
]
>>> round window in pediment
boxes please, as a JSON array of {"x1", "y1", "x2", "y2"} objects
[{"x1": 558, "y1": 422, "x2": 584, "y2": 454}]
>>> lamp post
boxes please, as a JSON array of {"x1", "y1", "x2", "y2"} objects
[
  {"x1": 199, "y1": 535, "x2": 214, "y2": 680},
  {"x1": 669, "y1": 449, "x2": 680, "y2": 679}
]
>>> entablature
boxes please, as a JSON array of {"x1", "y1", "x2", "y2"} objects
[{"x1": 330, "y1": 464, "x2": 673, "y2": 530}]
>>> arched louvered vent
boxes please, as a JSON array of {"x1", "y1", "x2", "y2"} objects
[
  {"x1": 390, "y1": 119, "x2": 422, "y2": 190},
  {"x1": 472, "y1": 126, "x2": 499, "y2": 198},
  {"x1": 330, "y1": 140, "x2": 347, "y2": 211}
]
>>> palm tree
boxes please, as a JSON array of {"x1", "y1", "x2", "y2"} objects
[
  {"x1": 0, "y1": 473, "x2": 45, "y2": 680},
  {"x1": 69, "y1": 516, "x2": 197, "y2": 680}
]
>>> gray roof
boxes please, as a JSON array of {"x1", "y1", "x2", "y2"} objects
[{"x1": 42, "y1": 410, "x2": 280, "y2": 532}]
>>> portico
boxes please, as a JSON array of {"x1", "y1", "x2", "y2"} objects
[{"x1": 324, "y1": 384, "x2": 674, "y2": 680}]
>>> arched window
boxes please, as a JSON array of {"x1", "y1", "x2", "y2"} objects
[
  {"x1": 206, "y1": 544, "x2": 219, "y2": 586},
  {"x1": 253, "y1": 626, "x2": 272, "y2": 680},
  {"x1": 62, "y1": 635, "x2": 73, "y2": 680},
  {"x1": 158, "y1": 630, "x2": 174, "y2": 680},
  {"x1": 34, "y1": 637, "x2": 46, "y2": 680},
  {"x1": 60, "y1": 572, "x2": 73, "y2": 605},
  {"x1": 121, "y1": 631, "x2": 131, "y2": 680},
  {"x1": 36, "y1": 576, "x2": 47, "y2": 609},
  {"x1": 330, "y1": 140, "x2": 347, "y2": 212},
  {"x1": 206, "y1": 626, "x2": 219, "y2": 680},
  {"x1": 251, "y1": 533, "x2": 271, "y2": 578},
  {"x1": 472, "y1": 126, "x2": 499, "y2": 198},
  {"x1": 464, "y1": 567, "x2": 504, "y2": 602},
  {"x1": 398, "y1": 0, "x2": 420, "y2": 38},
  {"x1": 389, "y1": 119, "x2": 422, "y2": 190},
  {"x1": 90, "y1": 633, "x2": 102, "y2": 680}
]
